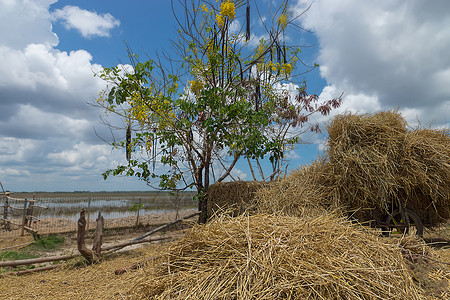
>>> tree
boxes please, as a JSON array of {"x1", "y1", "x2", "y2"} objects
[{"x1": 95, "y1": 0, "x2": 342, "y2": 223}]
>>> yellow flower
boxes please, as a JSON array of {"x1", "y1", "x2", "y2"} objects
[
  {"x1": 282, "y1": 63, "x2": 293, "y2": 75},
  {"x1": 220, "y1": 1, "x2": 235, "y2": 20},
  {"x1": 278, "y1": 13, "x2": 288, "y2": 30},
  {"x1": 201, "y1": 3, "x2": 208, "y2": 12},
  {"x1": 190, "y1": 79, "x2": 204, "y2": 95},
  {"x1": 216, "y1": 14, "x2": 224, "y2": 27}
]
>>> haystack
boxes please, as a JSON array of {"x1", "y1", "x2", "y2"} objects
[
  {"x1": 254, "y1": 159, "x2": 336, "y2": 218},
  {"x1": 129, "y1": 214, "x2": 423, "y2": 299},
  {"x1": 207, "y1": 181, "x2": 267, "y2": 217},
  {"x1": 325, "y1": 111, "x2": 450, "y2": 225},
  {"x1": 256, "y1": 111, "x2": 450, "y2": 226}
]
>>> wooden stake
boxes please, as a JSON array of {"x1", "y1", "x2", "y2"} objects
[
  {"x1": 77, "y1": 209, "x2": 94, "y2": 263},
  {"x1": 92, "y1": 211, "x2": 104, "y2": 260},
  {"x1": 21, "y1": 198, "x2": 27, "y2": 236}
]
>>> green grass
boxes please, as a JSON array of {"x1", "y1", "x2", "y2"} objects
[
  {"x1": 28, "y1": 234, "x2": 65, "y2": 250},
  {"x1": 0, "y1": 234, "x2": 65, "y2": 263},
  {"x1": 0, "y1": 250, "x2": 38, "y2": 261}
]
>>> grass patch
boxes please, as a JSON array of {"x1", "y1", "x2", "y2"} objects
[
  {"x1": 27, "y1": 234, "x2": 65, "y2": 251},
  {"x1": 0, "y1": 234, "x2": 65, "y2": 263},
  {"x1": 0, "y1": 250, "x2": 38, "y2": 261}
]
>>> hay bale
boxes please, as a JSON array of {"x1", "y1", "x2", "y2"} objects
[
  {"x1": 130, "y1": 214, "x2": 424, "y2": 299},
  {"x1": 397, "y1": 129, "x2": 450, "y2": 225},
  {"x1": 325, "y1": 111, "x2": 409, "y2": 215},
  {"x1": 207, "y1": 181, "x2": 267, "y2": 217},
  {"x1": 255, "y1": 110, "x2": 450, "y2": 226},
  {"x1": 326, "y1": 111, "x2": 450, "y2": 225}
]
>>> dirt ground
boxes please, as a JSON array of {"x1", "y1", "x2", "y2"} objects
[{"x1": 0, "y1": 215, "x2": 449, "y2": 299}]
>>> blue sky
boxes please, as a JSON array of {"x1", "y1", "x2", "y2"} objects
[{"x1": 0, "y1": 0, "x2": 449, "y2": 192}]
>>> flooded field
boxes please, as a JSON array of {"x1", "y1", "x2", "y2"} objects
[
  {"x1": 1, "y1": 191, "x2": 198, "y2": 236},
  {"x1": 7, "y1": 191, "x2": 197, "y2": 221}
]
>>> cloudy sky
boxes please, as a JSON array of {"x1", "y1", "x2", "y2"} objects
[{"x1": 0, "y1": 0, "x2": 448, "y2": 192}]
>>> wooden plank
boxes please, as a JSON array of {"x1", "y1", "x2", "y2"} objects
[
  {"x1": 12, "y1": 264, "x2": 60, "y2": 276},
  {"x1": 0, "y1": 236, "x2": 170, "y2": 268},
  {"x1": 29, "y1": 204, "x2": 48, "y2": 209},
  {"x1": 5, "y1": 196, "x2": 36, "y2": 202},
  {"x1": 0, "y1": 253, "x2": 80, "y2": 267},
  {"x1": 4, "y1": 219, "x2": 21, "y2": 226}
]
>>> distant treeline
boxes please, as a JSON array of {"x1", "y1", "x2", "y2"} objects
[{"x1": 8, "y1": 191, "x2": 197, "y2": 199}]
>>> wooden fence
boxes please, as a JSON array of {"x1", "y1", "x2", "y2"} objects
[
  {"x1": 1, "y1": 191, "x2": 197, "y2": 239},
  {"x1": 1, "y1": 193, "x2": 47, "y2": 237}
]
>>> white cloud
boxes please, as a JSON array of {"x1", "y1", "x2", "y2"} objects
[
  {"x1": 297, "y1": 0, "x2": 450, "y2": 128},
  {"x1": 284, "y1": 149, "x2": 300, "y2": 160},
  {"x1": 47, "y1": 142, "x2": 112, "y2": 168},
  {"x1": 0, "y1": 168, "x2": 31, "y2": 177},
  {"x1": 0, "y1": 0, "x2": 58, "y2": 49},
  {"x1": 0, "y1": 0, "x2": 131, "y2": 192},
  {"x1": 0, "y1": 43, "x2": 105, "y2": 116},
  {"x1": 230, "y1": 168, "x2": 248, "y2": 181},
  {"x1": 51, "y1": 5, "x2": 120, "y2": 38},
  {"x1": 0, "y1": 137, "x2": 38, "y2": 164}
]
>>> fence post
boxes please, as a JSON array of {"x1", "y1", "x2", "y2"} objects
[
  {"x1": 21, "y1": 198, "x2": 28, "y2": 236},
  {"x1": 2, "y1": 194, "x2": 7, "y2": 230},
  {"x1": 87, "y1": 197, "x2": 91, "y2": 231},
  {"x1": 135, "y1": 197, "x2": 141, "y2": 227}
]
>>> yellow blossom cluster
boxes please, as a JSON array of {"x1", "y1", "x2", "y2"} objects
[
  {"x1": 216, "y1": 14, "x2": 224, "y2": 28},
  {"x1": 216, "y1": 1, "x2": 235, "y2": 27},
  {"x1": 278, "y1": 13, "x2": 288, "y2": 30},
  {"x1": 145, "y1": 136, "x2": 152, "y2": 152},
  {"x1": 220, "y1": 1, "x2": 235, "y2": 19},
  {"x1": 261, "y1": 61, "x2": 293, "y2": 76},
  {"x1": 190, "y1": 79, "x2": 204, "y2": 96},
  {"x1": 128, "y1": 92, "x2": 150, "y2": 125},
  {"x1": 281, "y1": 63, "x2": 292, "y2": 75},
  {"x1": 201, "y1": 3, "x2": 208, "y2": 12},
  {"x1": 127, "y1": 90, "x2": 177, "y2": 132},
  {"x1": 96, "y1": 90, "x2": 107, "y2": 103},
  {"x1": 149, "y1": 95, "x2": 176, "y2": 130}
]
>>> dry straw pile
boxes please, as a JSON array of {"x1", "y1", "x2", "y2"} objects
[
  {"x1": 256, "y1": 111, "x2": 450, "y2": 226},
  {"x1": 254, "y1": 159, "x2": 335, "y2": 218},
  {"x1": 207, "y1": 181, "x2": 267, "y2": 217},
  {"x1": 129, "y1": 213, "x2": 423, "y2": 299}
]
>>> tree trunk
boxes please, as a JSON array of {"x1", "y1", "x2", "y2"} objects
[
  {"x1": 92, "y1": 212, "x2": 104, "y2": 260},
  {"x1": 77, "y1": 209, "x2": 94, "y2": 263},
  {"x1": 198, "y1": 190, "x2": 208, "y2": 224}
]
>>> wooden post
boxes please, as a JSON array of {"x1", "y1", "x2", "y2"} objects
[
  {"x1": 2, "y1": 194, "x2": 8, "y2": 230},
  {"x1": 77, "y1": 209, "x2": 94, "y2": 263},
  {"x1": 135, "y1": 197, "x2": 141, "y2": 227},
  {"x1": 86, "y1": 197, "x2": 91, "y2": 231},
  {"x1": 21, "y1": 198, "x2": 28, "y2": 236},
  {"x1": 26, "y1": 194, "x2": 35, "y2": 227},
  {"x1": 92, "y1": 212, "x2": 104, "y2": 260}
]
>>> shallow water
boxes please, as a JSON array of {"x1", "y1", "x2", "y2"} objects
[{"x1": 4, "y1": 194, "x2": 197, "y2": 222}]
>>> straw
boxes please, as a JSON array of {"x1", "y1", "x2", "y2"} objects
[{"x1": 130, "y1": 213, "x2": 424, "y2": 299}]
